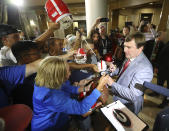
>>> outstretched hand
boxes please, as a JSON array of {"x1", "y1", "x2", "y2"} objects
[
  {"x1": 68, "y1": 49, "x2": 77, "y2": 56},
  {"x1": 109, "y1": 63, "x2": 117, "y2": 73},
  {"x1": 77, "y1": 79, "x2": 93, "y2": 93},
  {"x1": 91, "y1": 64, "x2": 100, "y2": 72},
  {"x1": 140, "y1": 20, "x2": 145, "y2": 26},
  {"x1": 94, "y1": 17, "x2": 102, "y2": 26},
  {"x1": 106, "y1": 75, "x2": 114, "y2": 86},
  {"x1": 96, "y1": 74, "x2": 108, "y2": 91},
  {"x1": 49, "y1": 22, "x2": 60, "y2": 31}
]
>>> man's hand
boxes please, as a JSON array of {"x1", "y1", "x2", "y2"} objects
[
  {"x1": 91, "y1": 64, "x2": 99, "y2": 72},
  {"x1": 68, "y1": 50, "x2": 77, "y2": 56},
  {"x1": 34, "y1": 22, "x2": 60, "y2": 43},
  {"x1": 96, "y1": 74, "x2": 108, "y2": 91},
  {"x1": 109, "y1": 63, "x2": 117, "y2": 73},
  {"x1": 59, "y1": 50, "x2": 77, "y2": 60},
  {"x1": 140, "y1": 20, "x2": 145, "y2": 26},
  {"x1": 106, "y1": 75, "x2": 114, "y2": 86},
  {"x1": 48, "y1": 22, "x2": 60, "y2": 31},
  {"x1": 95, "y1": 17, "x2": 102, "y2": 25}
]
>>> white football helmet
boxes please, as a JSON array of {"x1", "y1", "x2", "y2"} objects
[
  {"x1": 60, "y1": 15, "x2": 73, "y2": 29},
  {"x1": 65, "y1": 35, "x2": 76, "y2": 50},
  {"x1": 74, "y1": 48, "x2": 87, "y2": 64}
]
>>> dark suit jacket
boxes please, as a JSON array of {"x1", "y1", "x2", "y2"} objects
[
  {"x1": 153, "y1": 41, "x2": 165, "y2": 67},
  {"x1": 143, "y1": 39, "x2": 155, "y2": 60},
  {"x1": 144, "y1": 40, "x2": 165, "y2": 66},
  {"x1": 157, "y1": 42, "x2": 169, "y2": 79}
]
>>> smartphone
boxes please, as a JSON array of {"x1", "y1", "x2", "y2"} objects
[{"x1": 100, "y1": 18, "x2": 109, "y2": 22}]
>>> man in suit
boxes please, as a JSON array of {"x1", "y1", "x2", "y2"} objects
[
  {"x1": 104, "y1": 32, "x2": 153, "y2": 114},
  {"x1": 156, "y1": 42, "x2": 169, "y2": 108},
  {"x1": 147, "y1": 31, "x2": 166, "y2": 97}
]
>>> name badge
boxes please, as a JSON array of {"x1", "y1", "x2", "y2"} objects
[{"x1": 103, "y1": 48, "x2": 107, "y2": 55}]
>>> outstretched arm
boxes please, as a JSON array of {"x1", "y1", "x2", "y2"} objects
[
  {"x1": 58, "y1": 50, "x2": 77, "y2": 60},
  {"x1": 87, "y1": 17, "x2": 101, "y2": 38},
  {"x1": 73, "y1": 31, "x2": 82, "y2": 50},
  {"x1": 25, "y1": 59, "x2": 42, "y2": 77},
  {"x1": 68, "y1": 62, "x2": 99, "y2": 72},
  {"x1": 34, "y1": 22, "x2": 60, "y2": 46},
  {"x1": 108, "y1": 67, "x2": 153, "y2": 102}
]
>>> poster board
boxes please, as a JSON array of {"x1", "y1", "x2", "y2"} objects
[{"x1": 100, "y1": 100, "x2": 148, "y2": 131}]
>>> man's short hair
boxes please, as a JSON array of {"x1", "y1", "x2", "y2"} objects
[
  {"x1": 125, "y1": 32, "x2": 145, "y2": 48},
  {"x1": 11, "y1": 40, "x2": 39, "y2": 62},
  {"x1": 0, "y1": 24, "x2": 18, "y2": 38}
]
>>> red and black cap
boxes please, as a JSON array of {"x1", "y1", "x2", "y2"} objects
[{"x1": 103, "y1": 53, "x2": 113, "y2": 62}]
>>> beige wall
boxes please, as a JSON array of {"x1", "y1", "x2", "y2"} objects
[
  {"x1": 166, "y1": 15, "x2": 169, "y2": 42},
  {"x1": 118, "y1": 7, "x2": 161, "y2": 30},
  {"x1": 119, "y1": 15, "x2": 126, "y2": 30}
]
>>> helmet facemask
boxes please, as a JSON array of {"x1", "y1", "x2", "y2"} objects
[{"x1": 74, "y1": 48, "x2": 87, "y2": 64}]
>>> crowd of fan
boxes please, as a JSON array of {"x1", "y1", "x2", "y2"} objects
[{"x1": 0, "y1": 17, "x2": 168, "y2": 131}]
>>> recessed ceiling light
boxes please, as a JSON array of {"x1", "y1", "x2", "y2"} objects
[
  {"x1": 10, "y1": 0, "x2": 24, "y2": 7},
  {"x1": 30, "y1": 20, "x2": 36, "y2": 26},
  {"x1": 149, "y1": 3, "x2": 153, "y2": 5}
]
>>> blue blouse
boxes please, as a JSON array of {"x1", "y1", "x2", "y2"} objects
[{"x1": 31, "y1": 80, "x2": 101, "y2": 131}]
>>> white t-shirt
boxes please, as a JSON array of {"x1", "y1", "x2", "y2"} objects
[{"x1": 0, "y1": 46, "x2": 17, "y2": 66}]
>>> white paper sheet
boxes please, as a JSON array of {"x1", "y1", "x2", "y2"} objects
[{"x1": 100, "y1": 100, "x2": 147, "y2": 131}]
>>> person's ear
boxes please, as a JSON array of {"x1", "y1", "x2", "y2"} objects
[
  {"x1": 139, "y1": 46, "x2": 144, "y2": 51},
  {"x1": 141, "y1": 46, "x2": 144, "y2": 50},
  {"x1": 49, "y1": 48, "x2": 56, "y2": 56},
  {"x1": 1, "y1": 37, "x2": 7, "y2": 45}
]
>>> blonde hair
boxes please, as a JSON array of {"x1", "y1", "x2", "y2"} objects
[{"x1": 35, "y1": 56, "x2": 68, "y2": 89}]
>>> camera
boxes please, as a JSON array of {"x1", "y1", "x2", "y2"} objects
[
  {"x1": 100, "y1": 69, "x2": 113, "y2": 77},
  {"x1": 100, "y1": 18, "x2": 109, "y2": 22}
]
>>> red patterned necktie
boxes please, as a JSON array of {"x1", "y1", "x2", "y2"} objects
[{"x1": 119, "y1": 59, "x2": 130, "y2": 76}]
